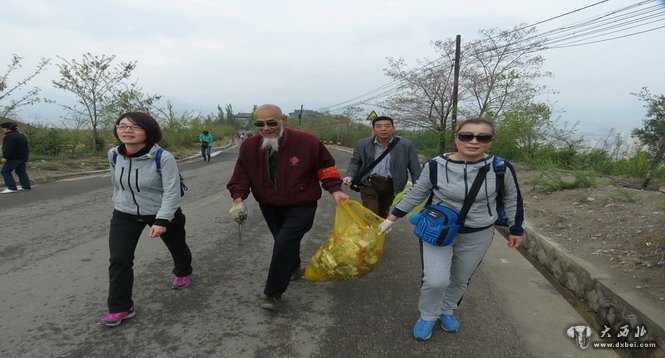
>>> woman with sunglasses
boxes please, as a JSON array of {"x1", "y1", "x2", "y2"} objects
[
  {"x1": 378, "y1": 118, "x2": 525, "y2": 341},
  {"x1": 99, "y1": 112, "x2": 193, "y2": 327}
]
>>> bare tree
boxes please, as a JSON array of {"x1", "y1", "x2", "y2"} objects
[
  {"x1": 340, "y1": 106, "x2": 366, "y2": 122},
  {"x1": 52, "y1": 53, "x2": 137, "y2": 151},
  {"x1": 154, "y1": 100, "x2": 193, "y2": 131},
  {"x1": 381, "y1": 38, "x2": 457, "y2": 151},
  {"x1": 380, "y1": 26, "x2": 550, "y2": 152},
  {"x1": 461, "y1": 26, "x2": 550, "y2": 120},
  {"x1": 632, "y1": 87, "x2": 665, "y2": 189},
  {"x1": 0, "y1": 54, "x2": 50, "y2": 117}
]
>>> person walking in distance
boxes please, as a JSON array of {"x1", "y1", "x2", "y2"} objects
[
  {"x1": 378, "y1": 118, "x2": 525, "y2": 341},
  {"x1": 99, "y1": 112, "x2": 193, "y2": 327},
  {"x1": 199, "y1": 130, "x2": 213, "y2": 162},
  {"x1": 343, "y1": 116, "x2": 421, "y2": 218},
  {"x1": 227, "y1": 104, "x2": 350, "y2": 311},
  {"x1": 1, "y1": 121, "x2": 31, "y2": 194}
]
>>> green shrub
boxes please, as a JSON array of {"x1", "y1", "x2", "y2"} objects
[
  {"x1": 613, "y1": 151, "x2": 651, "y2": 178},
  {"x1": 579, "y1": 148, "x2": 614, "y2": 174},
  {"x1": 28, "y1": 128, "x2": 67, "y2": 155}
]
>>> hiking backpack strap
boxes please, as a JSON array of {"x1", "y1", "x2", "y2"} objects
[
  {"x1": 493, "y1": 155, "x2": 506, "y2": 191},
  {"x1": 493, "y1": 155, "x2": 508, "y2": 226},
  {"x1": 425, "y1": 158, "x2": 440, "y2": 206},
  {"x1": 154, "y1": 147, "x2": 187, "y2": 196},
  {"x1": 111, "y1": 148, "x2": 164, "y2": 172},
  {"x1": 155, "y1": 148, "x2": 164, "y2": 174},
  {"x1": 111, "y1": 150, "x2": 118, "y2": 168}
]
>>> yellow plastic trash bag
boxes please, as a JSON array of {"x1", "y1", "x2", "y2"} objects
[{"x1": 304, "y1": 200, "x2": 386, "y2": 281}]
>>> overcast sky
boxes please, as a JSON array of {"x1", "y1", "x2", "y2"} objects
[{"x1": 3, "y1": 0, "x2": 665, "y2": 137}]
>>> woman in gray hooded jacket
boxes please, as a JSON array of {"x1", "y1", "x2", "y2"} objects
[
  {"x1": 99, "y1": 112, "x2": 192, "y2": 327},
  {"x1": 378, "y1": 118, "x2": 525, "y2": 341}
]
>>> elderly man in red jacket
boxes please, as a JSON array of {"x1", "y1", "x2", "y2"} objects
[{"x1": 227, "y1": 104, "x2": 349, "y2": 310}]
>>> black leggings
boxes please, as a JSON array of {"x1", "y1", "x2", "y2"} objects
[{"x1": 106, "y1": 209, "x2": 192, "y2": 312}]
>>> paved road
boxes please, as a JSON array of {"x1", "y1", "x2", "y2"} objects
[{"x1": 0, "y1": 145, "x2": 617, "y2": 357}]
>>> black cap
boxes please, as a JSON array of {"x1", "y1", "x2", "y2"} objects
[
  {"x1": 371, "y1": 116, "x2": 393, "y2": 126},
  {"x1": 0, "y1": 121, "x2": 17, "y2": 130}
]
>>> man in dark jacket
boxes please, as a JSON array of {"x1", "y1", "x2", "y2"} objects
[
  {"x1": 227, "y1": 104, "x2": 349, "y2": 310},
  {"x1": 343, "y1": 116, "x2": 421, "y2": 218},
  {"x1": 1, "y1": 121, "x2": 31, "y2": 194}
]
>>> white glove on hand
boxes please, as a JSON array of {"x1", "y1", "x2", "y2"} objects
[
  {"x1": 342, "y1": 176, "x2": 353, "y2": 185},
  {"x1": 378, "y1": 219, "x2": 395, "y2": 235},
  {"x1": 229, "y1": 202, "x2": 247, "y2": 223}
]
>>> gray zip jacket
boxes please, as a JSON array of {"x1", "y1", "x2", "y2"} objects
[
  {"x1": 392, "y1": 153, "x2": 525, "y2": 236},
  {"x1": 108, "y1": 144, "x2": 181, "y2": 223},
  {"x1": 345, "y1": 135, "x2": 422, "y2": 193}
]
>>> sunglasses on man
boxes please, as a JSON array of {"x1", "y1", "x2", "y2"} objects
[
  {"x1": 456, "y1": 132, "x2": 493, "y2": 143},
  {"x1": 253, "y1": 120, "x2": 280, "y2": 128}
]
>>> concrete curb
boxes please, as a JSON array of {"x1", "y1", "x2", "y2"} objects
[{"x1": 497, "y1": 225, "x2": 665, "y2": 352}]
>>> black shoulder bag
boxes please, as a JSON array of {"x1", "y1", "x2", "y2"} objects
[{"x1": 349, "y1": 137, "x2": 401, "y2": 192}]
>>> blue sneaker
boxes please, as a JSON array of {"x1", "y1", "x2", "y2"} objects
[
  {"x1": 413, "y1": 319, "x2": 437, "y2": 340},
  {"x1": 440, "y1": 314, "x2": 460, "y2": 332}
]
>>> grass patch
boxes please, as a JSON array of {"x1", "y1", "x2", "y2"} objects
[
  {"x1": 527, "y1": 170, "x2": 597, "y2": 193},
  {"x1": 608, "y1": 188, "x2": 639, "y2": 203}
]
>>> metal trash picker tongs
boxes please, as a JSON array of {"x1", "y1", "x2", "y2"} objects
[{"x1": 237, "y1": 208, "x2": 247, "y2": 246}]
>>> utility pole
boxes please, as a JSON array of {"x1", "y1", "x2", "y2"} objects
[
  {"x1": 298, "y1": 104, "x2": 304, "y2": 125},
  {"x1": 451, "y1": 34, "x2": 461, "y2": 149}
]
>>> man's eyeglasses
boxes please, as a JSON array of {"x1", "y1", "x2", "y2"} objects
[
  {"x1": 253, "y1": 120, "x2": 279, "y2": 128},
  {"x1": 116, "y1": 124, "x2": 144, "y2": 131},
  {"x1": 456, "y1": 132, "x2": 493, "y2": 143}
]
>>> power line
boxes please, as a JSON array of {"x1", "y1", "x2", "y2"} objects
[
  {"x1": 321, "y1": 0, "x2": 665, "y2": 113},
  {"x1": 548, "y1": 23, "x2": 665, "y2": 48}
]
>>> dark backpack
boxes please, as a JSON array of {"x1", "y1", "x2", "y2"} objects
[
  {"x1": 111, "y1": 148, "x2": 188, "y2": 197},
  {"x1": 427, "y1": 155, "x2": 507, "y2": 226}
]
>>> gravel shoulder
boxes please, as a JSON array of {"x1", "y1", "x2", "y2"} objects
[{"x1": 517, "y1": 165, "x2": 665, "y2": 307}]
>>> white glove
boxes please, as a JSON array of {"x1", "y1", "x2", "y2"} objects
[
  {"x1": 378, "y1": 219, "x2": 395, "y2": 235},
  {"x1": 229, "y1": 202, "x2": 247, "y2": 222},
  {"x1": 342, "y1": 176, "x2": 353, "y2": 185}
]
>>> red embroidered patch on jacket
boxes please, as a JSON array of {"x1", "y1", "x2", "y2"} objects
[
  {"x1": 289, "y1": 156, "x2": 300, "y2": 166},
  {"x1": 317, "y1": 166, "x2": 340, "y2": 180}
]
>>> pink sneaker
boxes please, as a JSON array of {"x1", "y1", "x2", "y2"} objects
[
  {"x1": 172, "y1": 275, "x2": 191, "y2": 289},
  {"x1": 99, "y1": 307, "x2": 135, "y2": 327}
]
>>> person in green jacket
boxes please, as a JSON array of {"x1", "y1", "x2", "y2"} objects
[{"x1": 199, "y1": 130, "x2": 213, "y2": 162}]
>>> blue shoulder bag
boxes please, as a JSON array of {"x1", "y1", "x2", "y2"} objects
[{"x1": 409, "y1": 163, "x2": 489, "y2": 246}]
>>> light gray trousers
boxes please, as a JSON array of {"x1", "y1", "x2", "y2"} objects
[{"x1": 418, "y1": 226, "x2": 495, "y2": 321}]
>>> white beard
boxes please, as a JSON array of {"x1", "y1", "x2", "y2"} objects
[
  {"x1": 261, "y1": 137, "x2": 279, "y2": 152},
  {"x1": 260, "y1": 126, "x2": 283, "y2": 152}
]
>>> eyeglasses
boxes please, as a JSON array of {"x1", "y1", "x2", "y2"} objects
[
  {"x1": 116, "y1": 124, "x2": 144, "y2": 131},
  {"x1": 253, "y1": 120, "x2": 280, "y2": 128},
  {"x1": 456, "y1": 132, "x2": 493, "y2": 143}
]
